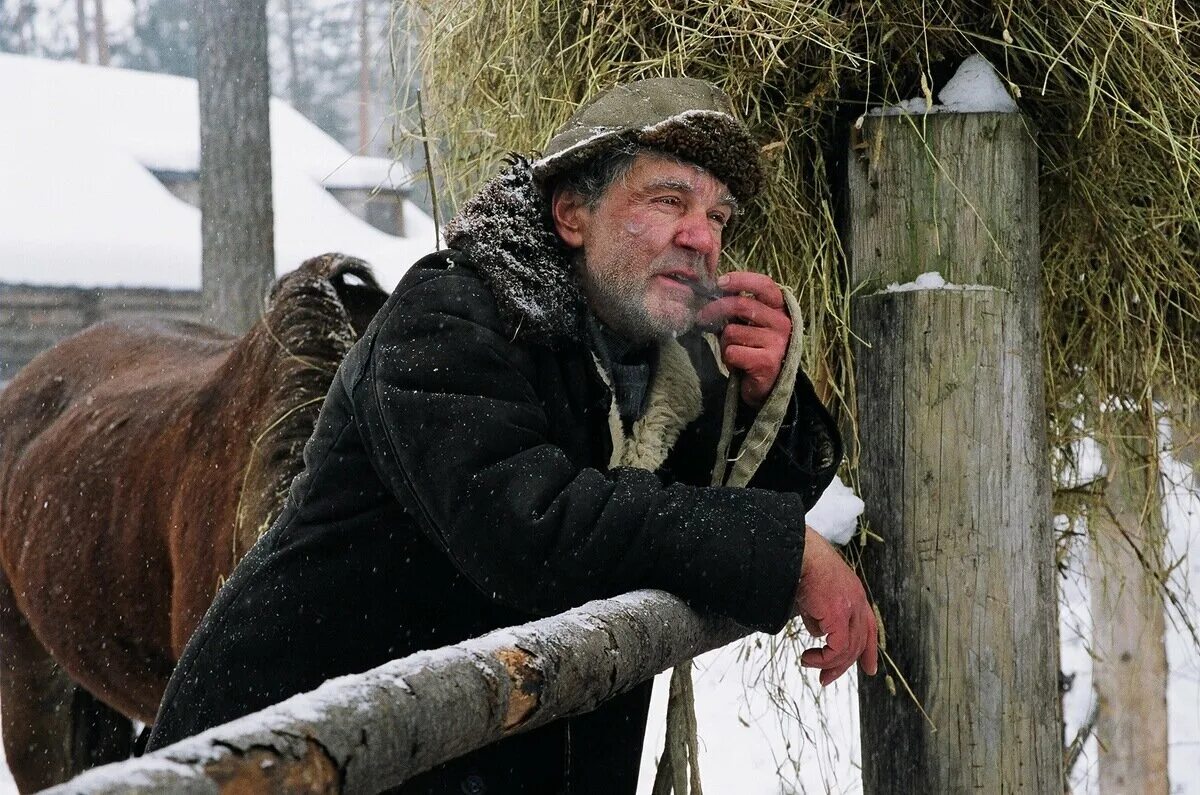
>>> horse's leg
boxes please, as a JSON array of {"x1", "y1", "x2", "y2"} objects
[
  {"x1": 69, "y1": 687, "x2": 133, "y2": 774},
  {"x1": 0, "y1": 572, "x2": 74, "y2": 792}
]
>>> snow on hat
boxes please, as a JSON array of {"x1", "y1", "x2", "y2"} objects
[{"x1": 531, "y1": 77, "x2": 765, "y2": 203}]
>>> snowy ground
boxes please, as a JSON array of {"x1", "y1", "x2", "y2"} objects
[
  {"x1": 638, "y1": 634, "x2": 864, "y2": 794},
  {"x1": 0, "y1": 718, "x2": 12, "y2": 793}
]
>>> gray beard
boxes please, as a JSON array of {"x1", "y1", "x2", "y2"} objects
[{"x1": 573, "y1": 254, "x2": 699, "y2": 345}]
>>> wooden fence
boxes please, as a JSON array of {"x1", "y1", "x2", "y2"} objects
[{"x1": 44, "y1": 590, "x2": 742, "y2": 794}]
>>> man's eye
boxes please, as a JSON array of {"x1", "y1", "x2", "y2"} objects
[
  {"x1": 709, "y1": 213, "x2": 730, "y2": 227},
  {"x1": 655, "y1": 195, "x2": 682, "y2": 207}
]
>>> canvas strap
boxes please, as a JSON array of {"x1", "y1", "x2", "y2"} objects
[{"x1": 654, "y1": 286, "x2": 806, "y2": 794}]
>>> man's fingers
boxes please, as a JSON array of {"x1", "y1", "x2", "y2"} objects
[
  {"x1": 721, "y1": 341, "x2": 785, "y2": 375},
  {"x1": 800, "y1": 626, "x2": 853, "y2": 668},
  {"x1": 721, "y1": 344, "x2": 771, "y2": 379},
  {"x1": 823, "y1": 624, "x2": 849, "y2": 654},
  {"x1": 699, "y1": 294, "x2": 790, "y2": 331},
  {"x1": 717, "y1": 271, "x2": 785, "y2": 310},
  {"x1": 800, "y1": 641, "x2": 854, "y2": 677},
  {"x1": 840, "y1": 602, "x2": 878, "y2": 677},
  {"x1": 801, "y1": 606, "x2": 878, "y2": 686},
  {"x1": 722, "y1": 345, "x2": 779, "y2": 407},
  {"x1": 793, "y1": 525, "x2": 877, "y2": 687},
  {"x1": 801, "y1": 643, "x2": 859, "y2": 687},
  {"x1": 720, "y1": 343, "x2": 768, "y2": 381},
  {"x1": 719, "y1": 323, "x2": 777, "y2": 351}
]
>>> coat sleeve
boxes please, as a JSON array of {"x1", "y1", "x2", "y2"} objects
[{"x1": 351, "y1": 268, "x2": 806, "y2": 633}]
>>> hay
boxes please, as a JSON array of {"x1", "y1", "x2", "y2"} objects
[
  {"x1": 390, "y1": 1, "x2": 1200, "y2": 782},
  {"x1": 400, "y1": 0, "x2": 1198, "y2": 464}
]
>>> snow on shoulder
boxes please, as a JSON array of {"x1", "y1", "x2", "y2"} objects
[{"x1": 0, "y1": 54, "x2": 436, "y2": 291}]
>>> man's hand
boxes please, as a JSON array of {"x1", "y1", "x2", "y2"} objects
[
  {"x1": 794, "y1": 527, "x2": 879, "y2": 686},
  {"x1": 695, "y1": 271, "x2": 791, "y2": 407}
]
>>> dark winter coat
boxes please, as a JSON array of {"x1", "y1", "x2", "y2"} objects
[{"x1": 147, "y1": 159, "x2": 842, "y2": 794}]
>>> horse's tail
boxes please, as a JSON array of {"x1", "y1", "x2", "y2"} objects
[
  {"x1": 232, "y1": 254, "x2": 389, "y2": 563},
  {"x1": 266, "y1": 252, "x2": 386, "y2": 339}
]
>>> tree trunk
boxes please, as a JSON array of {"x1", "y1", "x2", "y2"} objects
[
  {"x1": 45, "y1": 590, "x2": 744, "y2": 794},
  {"x1": 1090, "y1": 406, "x2": 1169, "y2": 793},
  {"x1": 282, "y1": 0, "x2": 301, "y2": 113},
  {"x1": 18, "y1": 1, "x2": 41, "y2": 53},
  {"x1": 358, "y1": 0, "x2": 370, "y2": 153},
  {"x1": 848, "y1": 112, "x2": 1063, "y2": 792},
  {"x1": 75, "y1": 0, "x2": 88, "y2": 63},
  {"x1": 93, "y1": 0, "x2": 108, "y2": 65},
  {"x1": 198, "y1": 0, "x2": 276, "y2": 335}
]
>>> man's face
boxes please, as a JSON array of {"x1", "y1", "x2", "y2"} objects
[{"x1": 552, "y1": 153, "x2": 737, "y2": 343}]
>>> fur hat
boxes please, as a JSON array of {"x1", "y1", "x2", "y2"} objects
[{"x1": 531, "y1": 77, "x2": 764, "y2": 203}]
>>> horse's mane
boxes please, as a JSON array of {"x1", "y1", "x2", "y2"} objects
[{"x1": 232, "y1": 253, "x2": 387, "y2": 563}]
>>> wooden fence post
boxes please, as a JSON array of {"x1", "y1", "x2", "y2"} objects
[
  {"x1": 847, "y1": 112, "x2": 1063, "y2": 792},
  {"x1": 1090, "y1": 407, "x2": 1169, "y2": 792}
]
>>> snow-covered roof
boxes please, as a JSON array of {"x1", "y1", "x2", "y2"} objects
[
  {"x1": 0, "y1": 54, "x2": 437, "y2": 290},
  {"x1": 320, "y1": 155, "x2": 412, "y2": 191}
]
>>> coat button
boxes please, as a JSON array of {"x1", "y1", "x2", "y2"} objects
[{"x1": 461, "y1": 774, "x2": 486, "y2": 794}]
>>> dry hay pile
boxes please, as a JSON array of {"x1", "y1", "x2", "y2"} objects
[{"x1": 403, "y1": 0, "x2": 1198, "y2": 467}]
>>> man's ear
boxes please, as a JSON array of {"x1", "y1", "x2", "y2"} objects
[{"x1": 551, "y1": 190, "x2": 588, "y2": 249}]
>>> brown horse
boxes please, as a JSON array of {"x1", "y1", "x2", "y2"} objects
[{"x1": 0, "y1": 253, "x2": 388, "y2": 791}]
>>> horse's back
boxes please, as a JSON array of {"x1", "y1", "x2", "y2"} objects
[
  {"x1": 0, "y1": 317, "x2": 235, "y2": 482},
  {"x1": 6, "y1": 316, "x2": 230, "y2": 408}
]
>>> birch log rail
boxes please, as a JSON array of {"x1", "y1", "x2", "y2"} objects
[{"x1": 43, "y1": 590, "x2": 743, "y2": 794}]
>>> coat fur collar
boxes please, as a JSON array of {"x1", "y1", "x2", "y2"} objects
[
  {"x1": 593, "y1": 342, "x2": 703, "y2": 473},
  {"x1": 444, "y1": 156, "x2": 708, "y2": 474},
  {"x1": 444, "y1": 156, "x2": 586, "y2": 347}
]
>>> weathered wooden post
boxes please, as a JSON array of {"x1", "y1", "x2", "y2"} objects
[
  {"x1": 848, "y1": 111, "x2": 1063, "y2": 791},
  {"x1": 1091, "y1": 407, "x2": 1169, "y2": 792}
]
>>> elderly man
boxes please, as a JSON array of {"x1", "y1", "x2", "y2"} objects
[{"x1": 148, "y1": 77, "x2": 876, "y2": 792}]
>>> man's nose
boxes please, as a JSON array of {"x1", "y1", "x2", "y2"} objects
[{"x1": 674, "y1": 212, "x2": 720, "y2": 260}]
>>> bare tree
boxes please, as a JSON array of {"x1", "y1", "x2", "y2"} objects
[
  {"x1": 358, "y1": 0, "x2": 370, "y2": 153},
  {"x1": 93, "y1": 0, "x2": 108, "y2": 65},
  {"x1": 198, "y1": 0, "x2": 275, "y2": 334},
  {"x1": 75, "y1": 0, "x2": 88, "y2": 62},
  {"x1": 16, "y1": 1, "x2": 36, "y2": 53},
  {"x1": 281, "y1": 0, "x2": 301, "y2": 112}
]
